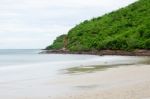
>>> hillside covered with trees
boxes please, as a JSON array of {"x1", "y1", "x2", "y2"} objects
[{"x1": 46, "y1": 0, "x2": 150, "y2": 52}]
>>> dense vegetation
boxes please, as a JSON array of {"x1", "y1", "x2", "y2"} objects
[
  {"x1": 46, "y1": 0, "x2": 150, "y2": 51},
  {"x1": 46, "y1": 34, "x2": 67, "y2": 50}
]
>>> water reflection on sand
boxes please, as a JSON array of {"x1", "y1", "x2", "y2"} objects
[{"x1": 63, "y1": 56, "x2": 150, "y2": 74}]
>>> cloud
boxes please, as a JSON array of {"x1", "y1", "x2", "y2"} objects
[{"x1": 0, "y1": 0, "x2": 137, "y2": 49}]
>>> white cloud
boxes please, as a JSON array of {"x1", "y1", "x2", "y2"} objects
[{"x1": 0, "y1": 0, "x2": 137, "y2": 49}]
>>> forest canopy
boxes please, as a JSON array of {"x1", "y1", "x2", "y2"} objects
[{"x1": 46, "y1": 0, "x2": 150, "y2": 51}]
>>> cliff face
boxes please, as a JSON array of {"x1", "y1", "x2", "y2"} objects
[{"x1": 46, "y1": 0, "x2": 150, "y2": 51}]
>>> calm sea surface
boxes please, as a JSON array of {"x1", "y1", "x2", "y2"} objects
[
  {"x1": 0, "y1": 49, "x2": 149, "y2": 70},
  {"x1": 0, "y1": 49, "x2": 100, "y2": 66}
]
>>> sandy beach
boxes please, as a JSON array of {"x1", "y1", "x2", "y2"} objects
[
  {"x1": 52, "y1": 64, "x2": 150, "y2": 99},
  {"x1": 1, "y1": 64, "x2": 150, "y2": 99},
  {"x1": 0, "y1": 55, "x2": 150, "y2": 99}
]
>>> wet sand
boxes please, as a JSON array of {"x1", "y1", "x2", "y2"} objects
[
  {"x1": 55, "y1": 65, "x2": 150, "y2": 99},
  {"x1": 1, "y1": 64, "x2": 150, "y2": 99}
]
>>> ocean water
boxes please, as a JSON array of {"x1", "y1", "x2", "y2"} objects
[
  {"x1": 0, "y1": 49, "x2": 149, "y2": 76},
  {"x1": 0, "y1": 49, "x2": 104, "y2": 82},
  {"x1": 0, "y1": 49, "x2": 149, "y2": 98},
  {"x1": 0, "y1": 49, "x2": 102, "y2": 67}
]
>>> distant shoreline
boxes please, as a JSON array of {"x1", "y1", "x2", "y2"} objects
[{"x1": 41, "y1": 49, "x2": 150, "y2": 56}]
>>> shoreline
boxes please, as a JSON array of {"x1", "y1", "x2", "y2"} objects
[
  {"x1": 1, "y1": 64, "x2": 150, "y2": 99},
  {"x1": 41, "y1": 49, "x2": 150, "y2": 56},
  {"x1": 0, "y1": 55, "x2": 150, "y2": 99}
]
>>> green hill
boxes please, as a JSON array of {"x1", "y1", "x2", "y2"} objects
[{"x1": 46, "y1": 0, "x2": 150, "y2": 52}]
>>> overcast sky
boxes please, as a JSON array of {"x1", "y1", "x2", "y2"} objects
[{"x1": 0, "y1": 0, "x2": 137, "y2": 49}]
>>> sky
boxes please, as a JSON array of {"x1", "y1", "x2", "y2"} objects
[{"x1": 0, "y1": 0, "x2": 137, "y2": 49}]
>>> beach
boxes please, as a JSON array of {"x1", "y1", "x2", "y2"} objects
[
  {"x1": 55, "y1": 64, "x2": 150, "y2": 99},
  {"x1": 0, "y1": 0, "x2": 149, "y2": 98},
  {"x1": 0, "y1": 50, "x2": 150, "y2": 99},
  {"x1": 1, "y1": 64, "x2": 150, "y2": 99}
]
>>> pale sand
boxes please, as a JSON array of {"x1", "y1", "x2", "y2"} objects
[
  {"x1": 0, "y1": 64, "x2": 150, "y2": 99},
  {"x1": 53, "y1": 64, "x2": 150, "y2": 99}
]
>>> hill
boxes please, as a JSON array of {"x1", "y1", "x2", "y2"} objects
[{"x1": 46, "y1": 0, "x2": 150, "y2": 52}]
